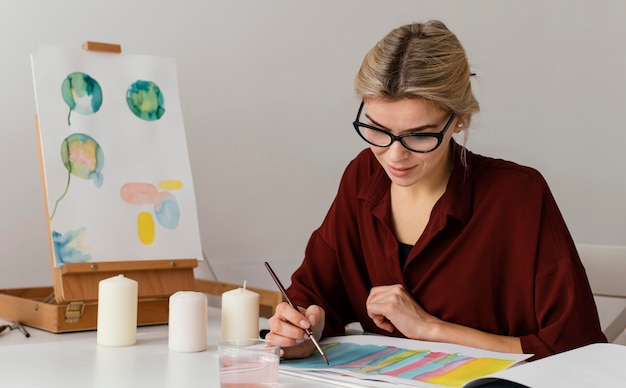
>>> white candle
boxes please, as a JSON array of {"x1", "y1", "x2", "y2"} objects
[
  {"x1": 221, "y1": 282, "x2": 259, "y2": 340},
  {"x1": 96, "y1": 274, "x2": 138, "y2": 347},
  {"x1": 168, "y1": 291, "x2": 208, "y2": 352}
]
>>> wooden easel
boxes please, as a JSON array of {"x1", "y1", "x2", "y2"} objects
[
  {"x1": 39, "y1": 41, "x2": 198, "y2": 305},
  {"x1": 0, "y1": 42, "x2": 281, "y2": 332},
  {"x1": 0, "y1": 41, "x2": 196, "y2": 331}
]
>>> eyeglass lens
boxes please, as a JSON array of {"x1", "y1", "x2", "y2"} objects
[
  {"x1": 357, "y1": 125, "x2": 440, "y2": 152},
  {"x1": 354, "y1": 104, "x2": 450, "y2": 153}
]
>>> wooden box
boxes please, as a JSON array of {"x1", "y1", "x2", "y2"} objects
[{"x1": 0, "y1": 259, "x2": 198, "y2": 333}]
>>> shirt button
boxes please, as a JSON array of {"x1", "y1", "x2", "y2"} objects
[{"x1": 406, "y1": 264, "x2": 414, "y2": 272}]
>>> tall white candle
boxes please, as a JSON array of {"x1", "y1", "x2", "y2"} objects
[
  {"x1": 168, "y1": 291, "x2": 208, "y2": 352},
  {"x1": 97, "y1": 274, "x2": 138, "y2": 347},
  {"x1": 221, "y1": 282, "x2": 259, "y2": 340}
]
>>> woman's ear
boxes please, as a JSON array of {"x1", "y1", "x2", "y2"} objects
[
  {"x1": 454, "y1": 116, "x2": 469, "y2": 133},
  {"x1": 454, "y1": 117, "x2": 466, "y2": 133}
]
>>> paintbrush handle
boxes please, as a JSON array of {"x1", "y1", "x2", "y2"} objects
[
  {"x1": 264, "y1": 261, "x2": 329, "y2": 364},
  {"x1": 264, "y1": 262, "x2": 298, "y2": 309}
]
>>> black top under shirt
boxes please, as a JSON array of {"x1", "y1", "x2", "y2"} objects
[{"x1": 398, "y1": 241, "x2": 413, "y2": 269}]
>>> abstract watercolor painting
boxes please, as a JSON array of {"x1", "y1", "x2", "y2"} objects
[
  {"x1": 280, "y1": 335, "x2": 530, "y2": 388},
  {"x1": 31, "y1": 44, "x2": 203, "y2": 266}
]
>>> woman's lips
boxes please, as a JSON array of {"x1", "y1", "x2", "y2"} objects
[{"x1": 387, "y1": 164, "x2": 414, "y2": 177}]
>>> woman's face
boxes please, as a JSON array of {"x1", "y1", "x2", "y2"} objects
[{"x1": 363, "y1": 98, "x2": 460, "y2": 188}]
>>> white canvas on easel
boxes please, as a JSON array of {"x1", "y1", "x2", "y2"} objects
[{"x1": 31, "y1": 44, "x2": 203, "y2": 267}]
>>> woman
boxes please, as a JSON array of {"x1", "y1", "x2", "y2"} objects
[{"x1": 266, "y1": 20, "x2": 606, "y2": 361}]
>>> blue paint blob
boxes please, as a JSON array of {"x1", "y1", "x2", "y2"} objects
[
  {"x1": 52, "y1": 229, "x2": 92, "y2": 264},
  {"x1": 154, "y1": 195, "x2": 180, "y2": 229}
]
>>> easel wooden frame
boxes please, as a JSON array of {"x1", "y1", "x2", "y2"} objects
[
  {"x1": 0, "y1": 42, "x2": 283, "y2": 332},
  {"x1": 37, "y1": 41, "x2": 198, "y2": 305}
]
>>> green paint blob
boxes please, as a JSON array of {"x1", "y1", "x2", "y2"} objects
[
  {"x1": 61, "y1": 133, "x2": 104, "y2": 185},
  {"x1": 50, "y1": 133, "x2": 104, "y2": 221},
  {"x1": 61, "y1": 72, "x2": 103, "y2": 125},
  {"x1": 126, "y1": 80, "x2": 165, "y2": 121}
]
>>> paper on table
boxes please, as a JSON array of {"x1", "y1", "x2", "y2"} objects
[
  {"x1": 464, "y1": 342, "x2": 626, "y2": 388},
  {"x1": 280, "y1": 335, "x2": 531, "y2": 388}
]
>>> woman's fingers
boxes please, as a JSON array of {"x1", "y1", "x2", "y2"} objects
[
  {"x1": 268, "y1": 302, "x2": 309, "y2": 341},
  {"x1": 266, "y1": 302, "x2": 325, "y2": 359}
]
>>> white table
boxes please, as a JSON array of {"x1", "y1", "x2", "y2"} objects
[
  {"x1": 0, "y1": 306, "x2": 337, "y2": 388},
  {"x1": 5, "y1": 307, "x2": 624, "y2": 388}
]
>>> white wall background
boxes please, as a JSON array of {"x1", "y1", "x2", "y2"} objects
[{"x1": 0, "y1": 0, "x2": 625, "y2": 292}]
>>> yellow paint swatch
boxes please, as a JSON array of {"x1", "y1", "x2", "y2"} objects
[
  {"x1": 425, "y1": 358, "x2": 515, "y2": 387},
  {"x1": 158, "y1": 179, "x2": 183, "y2": 190},
  {"x1": 137, "y1": 211, "x2": 155, "y2": 245}
]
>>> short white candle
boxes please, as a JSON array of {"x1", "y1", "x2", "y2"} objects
[
  {"x1": 221, "y1": 282, "x2": 259, "y2": 340},
  {"x1": 97, "y1": 274, "x2": 138, "y2": 347},
  {"x1": 168, "y1": 291, "x2": 208, "y2": 352}
]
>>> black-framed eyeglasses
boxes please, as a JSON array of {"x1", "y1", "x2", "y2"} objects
[{"x1": 352, "y1": 101, "x2": 456, "y2": 153}]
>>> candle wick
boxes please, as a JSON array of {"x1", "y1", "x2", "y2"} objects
[{"x1": 243, "y1": 280, "x2": 247, "y2": 289}]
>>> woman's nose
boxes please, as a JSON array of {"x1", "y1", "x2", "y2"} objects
[{"x1": 386, "y1": 139, "x2": 410, "y2": 160}]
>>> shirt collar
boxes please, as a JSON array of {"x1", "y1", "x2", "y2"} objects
[
  {"x1": 358, "y1": 141, "x2": 473, "y2": 226},
  {"x1": 443, "y1": 142, "x2": 473, "y2": 225}
]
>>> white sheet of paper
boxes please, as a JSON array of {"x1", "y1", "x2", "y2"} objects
[
  {"x1": 31, "y1": 44, "x2": 202, "y2": 265},
  {"x1": 465, "y1": 343, "x2": 626, "y2": 388}
]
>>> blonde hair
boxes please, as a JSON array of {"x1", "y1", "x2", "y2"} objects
[{"x1": 355, "y1": 20, "x2": 479, "y2": 128}]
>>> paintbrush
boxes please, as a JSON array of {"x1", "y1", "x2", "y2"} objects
[{"x1": 264, "y1": 261, "x2": 329, "y2": 365}]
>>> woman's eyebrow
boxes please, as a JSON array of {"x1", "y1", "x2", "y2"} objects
[{"x1": 364, "y1": 113, "x2": 439, "y2": 132}]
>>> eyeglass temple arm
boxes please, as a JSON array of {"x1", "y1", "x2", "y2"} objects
[{"x1": 0, "y1": 321, "x2": 30, "y2": 338}]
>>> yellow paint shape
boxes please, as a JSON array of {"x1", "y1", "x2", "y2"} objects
[
  {"x1": 158, "y1": 180, "x2": 183, "y2": 190},
  {"x1": 137, "y1": 211, "x2": 155, "y2": 245},
  {"x1": 424, "y1": 358, "x2": 515, "y2": 387}
]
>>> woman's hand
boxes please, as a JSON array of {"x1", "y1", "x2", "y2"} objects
[
  {"x1": 266, "y1": 302, "x2": 325, "y2": 359},
  {"x1": 366, "y1": 284, "x2": 522, "y2": 354},
  {"x1": 366, "y1": 284, "x2": 439, "y2": 340}
]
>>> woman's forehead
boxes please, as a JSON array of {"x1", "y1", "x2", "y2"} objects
[{"x1": 364, "y1": 98, "x2": 446, "y2": 119}]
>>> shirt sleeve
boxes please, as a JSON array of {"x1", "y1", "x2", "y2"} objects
[
  {"x1": 288, "y1": 230, "x2": 355, "y2": 337},
  {"x1": 286, "y1": 155, "x2": 366, "y2": 337},
  {"x1": 519, "y1": 185, "x2": 607, "y2": 359},
  {"x1": 520, "y1": 258, "x2": 607, "y2": 358}
]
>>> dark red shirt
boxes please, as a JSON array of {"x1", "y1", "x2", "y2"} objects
[{"x1": 288, "y1": 143, "x2": 606, "y2": 360}]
